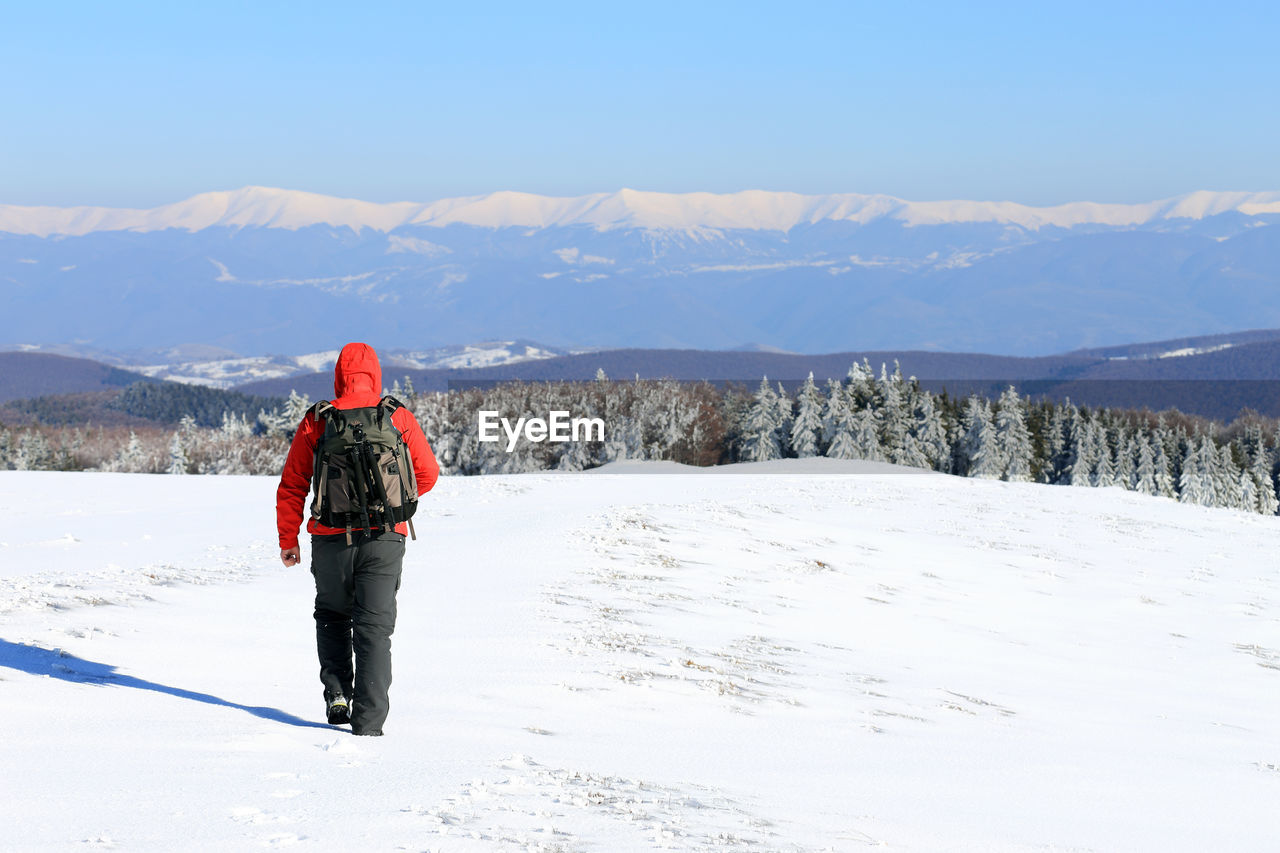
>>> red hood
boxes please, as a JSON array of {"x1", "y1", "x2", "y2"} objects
[{"x1": 333, "y1": 342, "x2": 382, "y2": 401}]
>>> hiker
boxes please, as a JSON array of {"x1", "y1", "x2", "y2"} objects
[{"x1": 275, "y1": 342, "x2": 439, "y2": 735}]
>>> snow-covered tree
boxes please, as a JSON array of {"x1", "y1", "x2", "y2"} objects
[
  {"x1": 14, "y1": 430, "x2": 53, "y2": 471},
  {"x1": 1178, "y1": 435, "x2": 1215, "y2": 507},
  {"x1": 790, "y1": 372, "x2": 824, "y2": 458},
  {"x1": 167, "y1": 432, "x2": 190, "y2": 475},
  {"x1": 822, "y1": 380, "x2": 858, "y2": 460},
  {"x1": 961, "y1": 397, "x2": 1002, "y2": 479},
  {"x1": 912, "y1": 391, "x2": 950, "y2": 472},
  {"x1": 739, "y1": 377, "x2": 784, "y2": 462},
  {"x1": 879, "y1": 373, "x2": 926, "y2": 468},
  {"x1": 115, "y1": 431, "x2": 147, "y2": 473},
  {"x1": 1132, "y1": 434, "x2": 1158, "y2": 495},
  {"x1": 850, "y1": 406, "x2": 885, "y2": 462},
  {"x1": 994, "y1": 386, "x2": 1031, "y2": 482}
]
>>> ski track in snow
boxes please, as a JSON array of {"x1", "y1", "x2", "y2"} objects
[{"x1": 2, "y1": 467, "x2": 1280, "y2": 850}]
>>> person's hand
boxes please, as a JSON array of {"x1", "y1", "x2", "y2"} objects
[{"x1": 281, "y1": 547, "x2": 300, "y2": 567}]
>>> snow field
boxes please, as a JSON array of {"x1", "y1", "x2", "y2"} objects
[{"x1": 1, "y1": 463, "x2": 1279, "y2": 850}]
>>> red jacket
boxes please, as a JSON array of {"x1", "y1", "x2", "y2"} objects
[{"x1": 276, "y1": 342, "x2": 440, "y2": 550}]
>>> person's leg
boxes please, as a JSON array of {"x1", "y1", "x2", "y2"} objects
[
  {"x1": 350, "y1": 530, "x2": 405, "y2": 734},
  {"x1": 310, "y1": 534, "x2": 355, "y2": 705}
]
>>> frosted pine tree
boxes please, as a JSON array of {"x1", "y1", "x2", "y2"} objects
[
  {"x1": 1063, "y1": 410, "x2": 1095, "y2": 486},
  {"x1": 221, "y1": 412, "x2": 253, "y2": 438},
  {"x1": 283, "y1": 390, "x2": 312, "y2": 435},
  {"x1": 1178, "y1": 436, "x2": 1214, "y2": 506},
  {"x1": 1117, "y1": 434, "x2": 1138, "y2": 491},
  {"x1": 1239, "y1": 467, "x2": 1258, "y2": 514},
  {"x1": 1133, "y1": 434, "x2": 1158, "y2": 495},
  {"x1": 117, "y1": 431, "x2": 147, "y2": 474},
  {"x1": 1153, "y1": 423, "x2": 1177, "y2": 498},
  {"x1": 15, "y1": 430, "x2": 53, "y2": 471},
  {"x1": 850, "y1": 405, "x2": 885, "y2": 461},
  {"x1": 790, "y1": 373, "x2": 824, "y2": 458},
  {"x1": 994, "y1": 386, "x2": 1032, "y2": 482},
  {"x1": 1041, "y1": 403, "x2": 1070, "y2": 484},
  {"x1": 739, "y1": 377, "x2": 784, "y2": 462},
  {"x1": 879, "y1": 374, "x2": 926, "y2": 467},
  {"x1": 913, "y1": 391, "x2": 950, "y2": 471},
  {"x1": 1213, "y1": 443, "x2": 1242, "y2": 510},
  {"x1": 822, "y1": 380, "x2": 859, "y2": 460},
  {"x1": 1241, "y1": 426, "x2": 1280, "y2": 515},
  {"x1": 773, "y1": 382, "x2": 794, "y2": 457},
  {"x1": 1093, "y1": 423, "x2": 1119, "y2": 488},
  {"x1": 963, "y1": 397, "x2": 1003, "y2": 479},
  {"x1": 167, "y1": 432, "x2": 190, "y2": 475},
  {"x1": 1251, "y1": 451, "x2": 1279, "y2": 515}
]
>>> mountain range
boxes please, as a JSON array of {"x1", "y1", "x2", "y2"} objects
[{"x1": 3, "y1": 186, "x2": 1280, "y2": 356}]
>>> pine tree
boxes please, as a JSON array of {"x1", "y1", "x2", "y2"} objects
[
  {"x1": 963, "y1": 397, "x2": 1002, "y2": 479},
  {"x1": 0, "y1": 427, "x2": 11, "y2": 470},
  {"x1": 740, "y1": 377, "x2": 784, "y2": 462},
  {"x1": 822, "y1": 380, "x2": 858, "y2": 460},
  {"x1": 1063, "y1": 409, "x2": 1095, "y2": 486},
  {"x1": 1093, "y1": 422, "x2": 1119, "y2": 487},
  {"x1": 167, "y1": 432, "x2": 190, "y2": 475},
  {"x1": 1214, "y1": 443, "x2": 1241, "y2": 509},
  {"x1": 994, "y1": 386, "x2": 1031, "y2": 482},
  {"x1": 913, "y1": 391, "x2": 950, "y2": 471},
  {"x1": 879, "y1": 374, "x2": 926, "y2": 467},
  {"x1": 773, "y1": 381, "x2": 794, "y2": 457},
  {"x1": 117, "y1": 431, "x2": 147, "y2": 474},
  {"x1": 1178, "y1": 435, "x2": 1214, "y2": 506},
  {"x1": 850, "y1": 406, "x2": 885, "y2": 461},
  {"x1": 790, "y1": 372, "x2": 824, "y2": 458},
  {"x1": 14, "y1": 430, "x2": 53, "y2": 471},
  {"x1": 1133, "y1": 434, "x2": 1158, "y2": 495},
  {"x1": 1041, "y1": 403, "x2": 1069, "y2": 484}
]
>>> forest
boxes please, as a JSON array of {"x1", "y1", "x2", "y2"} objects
[{"x1": 3, "y1": 362, "x2": 1278, "y2": 515}]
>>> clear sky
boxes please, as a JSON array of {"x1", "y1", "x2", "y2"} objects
[{"x1": 3, "y1": 1, "x2": 1277, "y2": 208}]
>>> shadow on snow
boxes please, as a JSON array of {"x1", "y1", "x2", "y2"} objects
[{"x1": 0, "y1": 638, "x2": 336, "y2": 731}]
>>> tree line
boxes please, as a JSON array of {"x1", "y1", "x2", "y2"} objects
[{"x1": 3, "y1": 363, "x2": 1278, "y2": 515}]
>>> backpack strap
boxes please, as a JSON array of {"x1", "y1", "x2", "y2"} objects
[
  {"x1": 378, "y1": 395, "x2": 404, "y2": 431},
  {"x1": 311, "y1": 400, "x2": 336, "y2": 424},
  {"x1": 308, "y1": 400, "x2": 339, "y2": 495}
]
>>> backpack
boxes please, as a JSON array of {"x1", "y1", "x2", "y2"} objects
[{"x1": 308, "y1": 396, "x2": 418, "y2": 544}]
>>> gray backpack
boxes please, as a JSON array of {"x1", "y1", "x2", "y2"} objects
[{"x1": 309, "y1": 396, "x2": 418, "y2": 544}]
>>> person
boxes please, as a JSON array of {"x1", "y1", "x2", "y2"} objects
[{"x1": 275, "y1": 342, "x2": 439, "y2": 735}]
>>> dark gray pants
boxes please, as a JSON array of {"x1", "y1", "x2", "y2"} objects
[{"x1": 311, "y1": 530, "x2": 405, "y2": 733}]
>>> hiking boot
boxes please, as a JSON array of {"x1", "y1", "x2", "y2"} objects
[
  {"x1": 326, "y1": 695, "x2": 351, "y2": 725},
  {"x1": 352, "y1": 728, "x2": 383, "y2": 736}
]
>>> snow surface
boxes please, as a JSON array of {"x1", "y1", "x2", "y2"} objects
[
  {"x1": 2, "y1": 463, "x2": 1279, "y2": 850},
  {"x1": 4, "y1": 186, "x2": 1280, "y2": 238},
  {"x1": 127, "y1": 343, "x2": 563, "y2": 389}
]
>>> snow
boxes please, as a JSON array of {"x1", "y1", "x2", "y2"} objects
[
  {"x1": 3, "y1": 464, "x2": 1279, "y2": 850},
  {"x1": 4, "y1": 186, "x2": 1280, "y2": 237},
  {"x1": 129, "y1": 343, "x2": 562, "y2": 389}
]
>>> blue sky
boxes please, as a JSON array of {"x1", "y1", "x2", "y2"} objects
[{"x1": 3, "y1": 1, "x2": 1277, "y2": 207}]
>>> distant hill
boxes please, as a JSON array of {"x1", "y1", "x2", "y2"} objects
[
  {"x1": 0, "y1": 353, "x2": 153, "y2": 404},
  {"x1": 8, "y1": 329, "x2": 1280, "y2": 426},
  {"x1": 237, "y1": 348, "x2": 1102, "y2": 398},
  {"x1": 237, "y1": 336, "x2": 1280, "y2": 421},
  {"x1": 1066, "y1": 328, "x2": 1280, "y2": 362}
]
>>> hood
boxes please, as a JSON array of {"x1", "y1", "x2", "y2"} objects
[{"x1": 333, "y1": 342, "x2": 382, "y2": 399}]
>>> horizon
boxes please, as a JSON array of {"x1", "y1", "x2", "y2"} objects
[{"x1": 7, "y1": 183, "x2": 1280, "y2": 210}]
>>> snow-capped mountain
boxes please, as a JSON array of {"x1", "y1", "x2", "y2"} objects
[
  {"x1": 3, "y1": 187, "x2": 1280, "y2": 356},
  {"x1": 5, "y1": 186, "x2": 1280, "y2": 236}
]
